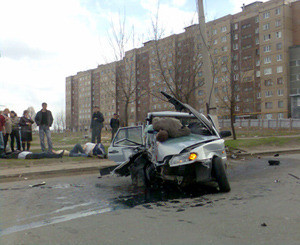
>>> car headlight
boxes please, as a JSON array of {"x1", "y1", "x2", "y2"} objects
[{"x1": 169, "y1": 152, "x2": 198, "y2": 167}]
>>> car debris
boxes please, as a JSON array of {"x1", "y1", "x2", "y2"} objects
[
  {"x1": 268, "y1": 160, "x2": 280, "y2": 166},
  {"x1": 274, "y1": 153, "x2": 279, "y2": 157},
  {"x1": 107, "y1": 91, "x2": 231, "y2": 192},
  {"x1": 261, "y1": 222, "x2": 267, "y2": 227},
  {"x1": 29, "y1": 181, "x2": 46, "y2": 188},
  {"x1": 288, "y1": 173, "x2": 300, "y2": 180}
]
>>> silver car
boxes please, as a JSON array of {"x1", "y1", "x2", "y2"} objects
[{"x1": 108, "y1": 92, "x2": 231, "y2": 192}]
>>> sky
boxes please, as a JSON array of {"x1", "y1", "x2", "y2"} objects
[{"x1": 0, "y1": 0, "x2": 268, "y2": 118}]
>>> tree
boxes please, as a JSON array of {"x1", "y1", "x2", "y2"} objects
[
  {"x1": 54, "y1": 111, "x2": 66, "y2": 133},
  {"x1": 101, "y1": 12, "x2": 147, "y2": 126},
  {"x1": 149, "y1": 4, "x2": 205, "y2": 110},
  {"x1": 27, "y1": 106, "x2": 37, "y2": 131}
]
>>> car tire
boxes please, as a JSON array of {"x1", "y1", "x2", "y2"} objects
[{"x1": 212, "y1": 157, "x2": 231, "y2": 192}]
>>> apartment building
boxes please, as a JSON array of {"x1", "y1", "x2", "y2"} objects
[{"x1": 66, "y1": 0, "x2": 299, "y2": 131}]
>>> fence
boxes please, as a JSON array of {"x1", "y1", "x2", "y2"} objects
[{"x1": 219, "y1": 118, "x2": 300, "y2": 129}]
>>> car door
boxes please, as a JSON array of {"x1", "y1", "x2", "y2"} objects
[{"x1": 108, "y1": 126, "x2": 144, "y2": 164}]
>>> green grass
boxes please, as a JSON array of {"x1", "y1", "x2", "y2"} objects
[{"x1": 225, "y1": 136, "x2": 300, "y2": 150}]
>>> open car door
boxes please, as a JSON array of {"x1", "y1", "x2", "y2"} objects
[{"x1": 108, "y1": 126, "x2": 144, "y2": 164}]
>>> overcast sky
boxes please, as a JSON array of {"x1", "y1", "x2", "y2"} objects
[{"x1": 0, "y1": 0, "x2": 267, "y2": 118}]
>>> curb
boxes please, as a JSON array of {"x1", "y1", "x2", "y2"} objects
[
  {"x1": 238, "y1": 148, "x2": 300, "y2": 157},
  {"x1": 0, "y1": 164, "x2": 118, "y2": 183}
]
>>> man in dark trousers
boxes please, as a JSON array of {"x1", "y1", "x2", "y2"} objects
[
  {"x1": 110, "y1": 113, "x2": 120, "y2": 141},
  {"x1": 35, "y1": 102, "x2": 53, "y2": 152},
  {"x1": 90, "y1": 106, "x2": 104, "y2": 143}
]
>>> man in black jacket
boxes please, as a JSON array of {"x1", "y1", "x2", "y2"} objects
[
  {"x1": 90, "y1": 106, "x2": 104, "y2": 143},
  {"x1": 35, "y1": 102, "x2": 53, "y2": 152},
  {"x1": 110, "y1": 113, "x2": 120, "y2": 141}
]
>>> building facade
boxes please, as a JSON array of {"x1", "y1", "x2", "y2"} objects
[{"x1": 66, "y1": 0, "x2": 299, "y2": 131}]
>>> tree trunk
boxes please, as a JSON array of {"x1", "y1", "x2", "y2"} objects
[{"x1": 230, "y1": 109, "x2": 237, "y2": 140}]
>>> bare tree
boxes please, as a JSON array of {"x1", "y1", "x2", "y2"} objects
[
  {"x1": 149, "y1": 5, "x2": 205, "y2": 109},
  {"x1": 27, "y1": 106, "x2": 37, "y2": 131},
  {"x1": 101, "y1": 12, "x2": 147, "y2": 126},
  {"x1": 54, "y1": 111, "x2": 66, "y2": 133}
]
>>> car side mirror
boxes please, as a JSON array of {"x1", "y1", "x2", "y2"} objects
[{"x1": 220, "y1": 131, "x2": 232, "y2": 138}]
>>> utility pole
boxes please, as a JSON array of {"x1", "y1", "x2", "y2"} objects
[{"x1": 197, "y1": 0, "x2": 216, "y2": 116}]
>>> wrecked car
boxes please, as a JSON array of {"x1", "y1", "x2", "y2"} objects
[{"x1": 108, "y1": 92, "x2": 231, "y2": 192}]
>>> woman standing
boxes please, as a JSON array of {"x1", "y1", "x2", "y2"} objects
[
  {"x1": 10, "y1": 111, "x2": 21, "y2": 152},
  {"x1": 19, "y1": 110, "x2": 34, "y2": 151}
]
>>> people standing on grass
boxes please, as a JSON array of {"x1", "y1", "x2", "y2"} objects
[
  {"x1": 0, "y1": 110, "x2": 6, "y2": 154},
  {"x1": 90, "y1": 106, "x2": 104, "y2": 143},
  {"x1": 2, "y1": 108, "x2": 12, "y2": 153},
  {"x1": 35, "y1": 102, "x2": 54, "y2": 152},
  {"x1": 110, "y1": 113, "x2": 120, "y2": 141},
  {"x1": 10, "y1": 111, "x2": 21, "y2": 152},
  {"x1": 19, "y1": 110, "x2": 34, "y2": 151}
]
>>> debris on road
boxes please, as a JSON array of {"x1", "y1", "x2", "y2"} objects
[
  {"x1": 231, "y1": 154, "x2": 237, "y2": 159},
  {"x1": 268, "y1": 160, "x2": 280, "y2": 166},
  {"x1": 288, "y1": 173, "x2": 300, "y2": 180},
  {"x1": 261, "y1": 223, "x2": 267, "y2": 227},
  {"x1": 274, "y1": 180, "x2": 280, "y2": 183},
  {"x1": 29, "y1": 181, "x2": 46, "y2": 188},
  {"x1": 274, "y1": 153, "x2": 280, "y2": 157}
]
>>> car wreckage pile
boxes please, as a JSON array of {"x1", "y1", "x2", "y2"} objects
[{"x1": 108, "y1": 92, "x2": 232, "y2": 192}]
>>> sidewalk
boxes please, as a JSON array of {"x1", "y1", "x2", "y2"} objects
[{"x1": 1, "y1": 148, "x2": 300, "y2": 183}]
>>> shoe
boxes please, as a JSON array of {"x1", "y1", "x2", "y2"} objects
[{"x1": 58, "y1": 150, "x2": 64, "y2": 158}]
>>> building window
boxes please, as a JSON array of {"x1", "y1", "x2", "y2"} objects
[
  {"x1": 234, "y1": 34, "x2": 238, "y2": 40},
  {"x1": 275, "y1": 19, "x2": 281, "y2": 27},
  {"x1": 255, "y1": 37, "x2": 259, "y2": 45},
  {"x1": 264, "y1": 57, "x2": 271, "y2": 64},
  {"x1": 277, "y1": 66, "x2": 283, "y2": 73},
  {"x1": 221, "y1": 26, "x2": 227, "y2": 32},
  {"x1": 277, "y1": 54, "x2": 282, "y2": 61},
  {"x1": 234, "y1": 74, "x2": 239, "y2": 81},
  {"x1": 276, "y1": 43, "x2": 282, "y2": 50},
  {"x1": 233, "y1": 54, "x2": 238, "y2": 61},
  {"x1": 266, "y1": 113, "x2": 273, "y2": 119},
  {"x1": 221, "y1": 66, "x2": 228, "y2": 72},
  {"x1": 263, "y1": 34, "x2": 271, "y2": 41},
  {"x1": 265, "y1": 91, "x2": 273, "y2": 97},
  {"x1": 264, "y1": 79, "x2": 273, "y2": 86},
  {"x1": 213, "y1": 39, "x2": 218, "y2": 45},
  {"x1": 255, "y1": 28, "x2": 259, "y2": 34},
  {"x1": 234, "y1": 23, "x2": 238, "y2": 30},
  {"x1": 275, "y1": 8, "x2": 281, "y2": 15},
  {"x1": 263, "y1": 12, "x2": 270, "y2": 19},
  {"x1": 242, "y1": 23, "x2": 251, "y2": 29},
  {"x1": 212, "y1": 29, "x2": 217, "y2": 35},
  {"x1": 221, "y1": 46, "x2": 228, "y2": 52},
  {"x1": 257, "y1": 92, "x2": 261, "y2": 99},
  {"x1": 264, "y1": 68, "x2": 272, "y2": 75},
  {"x1": 278, "y1": 89, "x2": 284, "y2": 96},
  {"x1": 214, "y1": 77, "x2": 218, "y2": 83},
  {"x1": 221, "y1": 36, "x2": 227, "y2": 42},
  {"x1": 255, "y1": 16, "x2": 259, "y2": 23},
  {"x1": 263, "y1": 23, "x2": 270, "y2": 30},
  {"x1": 235, "y1": 106, "x2": 240, "y2": 111},
  {"x1": 256, "y1": 71, "x2": 260, "y2": 77},
  {"x1": 234, "y1": 65, "x2": 238, "y2": 70},
  {"x1": 233, "y1": 43, "x2": 238, "y2": 50},
  {"x1": 265, "y1": 102, "x2": 273, "y2": 109},
  {"x1": 198, "y1": 90, "x2": 204, "y2": 96},
  {"x1": 277, "y1": 77, "x2": 283, "y2": 84},
  {"x1": 276, "y1": 31, "x2": 282, "y2": 38},
  {"x1": 278, "y1": 101, "x2": 284, "y2": 108},
  {"x1": 263, "y1": 45, "x2": 271, "y2": 52},
  {"x1": 278, "y1": 113, "x2": 284, "y2": 119},
  {"x1": 235, "y1": 95, "x2": 240, "y2": 101},
  {"x1": 214, "y1": 48, "x2": 218, "y2": 54},
  {"x1": 256, "y1": 60, "x2": 260, "y2": 66}
]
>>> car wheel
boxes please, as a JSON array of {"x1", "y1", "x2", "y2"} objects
[{"x1": 212, "y1": 157, "x2": 231, "y2": 192}]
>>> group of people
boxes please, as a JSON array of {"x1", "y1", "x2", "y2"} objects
[
  {"x1": 0, "y1": 103, "x2": 120, "y2": 160},
  {"x1": 0, "y1": 102, "x2": 55, "y2": 158}
]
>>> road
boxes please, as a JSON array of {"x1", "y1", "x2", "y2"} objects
[{"x1": 0, "y1": 154, "x2": 299, "y2": 245}]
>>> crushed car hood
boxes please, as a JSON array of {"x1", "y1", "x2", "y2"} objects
[{"x1": 157, "y1": 134, "x2": 219, "y2": 161}]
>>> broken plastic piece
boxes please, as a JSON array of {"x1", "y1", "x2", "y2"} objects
[
  {"x1": 29, "y1": 181, "x2": 46, "y2": 187},
  {"x1": 268, "y1": 160, "x2": 280, "y2": 166}
]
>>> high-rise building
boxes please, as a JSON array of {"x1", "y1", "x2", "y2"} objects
[{"x1": 66, "y1": 0, "x2": 299, "y2": 131}]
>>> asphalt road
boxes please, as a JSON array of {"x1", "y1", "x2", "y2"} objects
[{"x1": 1, "y1": 154, "x2": 299, "y2": 245}]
